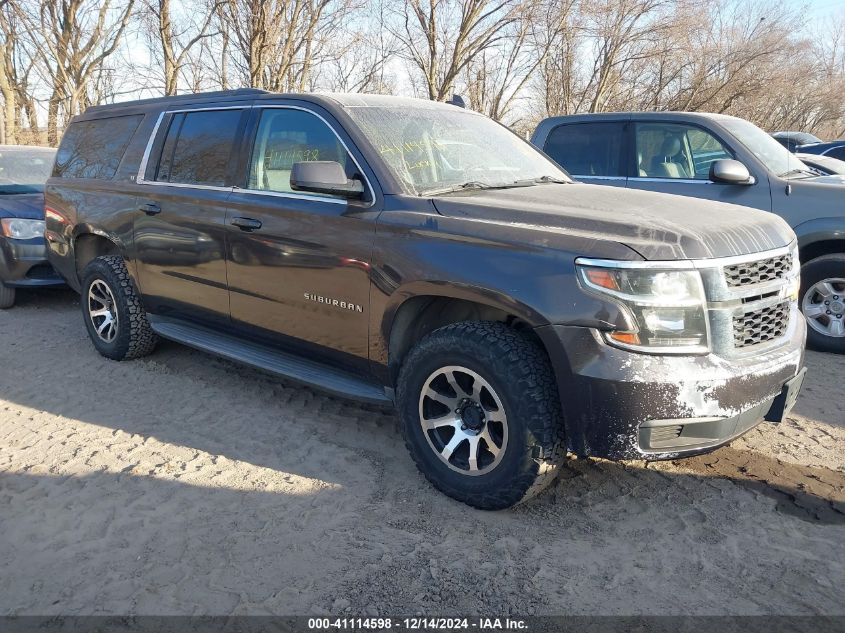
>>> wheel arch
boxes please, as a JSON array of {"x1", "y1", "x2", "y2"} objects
[
  {"x1": 383, "y1": 283, "x2": 551, "y2": 386},
  {"x1": 73, "y1": 230, "x2": 123, "y2": 283},
  {"x1": 794, "y1": 220, "x2": 845, "y2": 263}
]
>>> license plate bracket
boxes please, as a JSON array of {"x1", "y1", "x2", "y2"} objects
[{"x1": 764, "y1": 367, "x2": 807, "y2": 424}]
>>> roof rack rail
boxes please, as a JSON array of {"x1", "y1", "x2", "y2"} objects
[{"x1": 83, "y1": 88, "x2": 272, "y2": 113}]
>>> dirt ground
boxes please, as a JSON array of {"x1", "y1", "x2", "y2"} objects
[{"x1": 1, "y1": 288, "x2": 843, "y2": 616}]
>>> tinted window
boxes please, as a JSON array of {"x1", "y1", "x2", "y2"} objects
[
  {"x1": 827, "y1": 146, "x2": 845, "y2": 161},
  {"x1": 154, "y1": 109, "x2": 243, "y2": 186},
  {"x1": 636, "y1": 123, "x2": 733, "y2": 180},
  {"x1": 543, "y1": 122, "x2": 624, "y2": 177},
  {"x1": 247, "y1": 109, "x2": 355, "y2": 196},
  {"x1": 54, "y1": 115, "x2": 142, "y2": 179},
  {"x1": 0, "y1": 148, "x2": 56, "y2": 194}
]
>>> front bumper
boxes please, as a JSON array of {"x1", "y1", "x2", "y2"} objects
[
  {"x1": 536, "y1": 315, "x2": 806, "y2": 461},
  {"x1": 0, "y1": 235, "x2": 65, "y2": 288}
]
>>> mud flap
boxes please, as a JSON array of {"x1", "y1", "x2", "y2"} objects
[{"x1": 764, "y1": 367, "x2": 807, "y2": 424}]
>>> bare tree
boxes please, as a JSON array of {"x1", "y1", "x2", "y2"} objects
[
  {"x1": 463, "y1": 0, "x2": 575, "y2": 124},
  {"x1": 15, "y1": 0, "x2": 135, "y2": 145},
  {"x1": 141, "y1": 0, "x2": 221, "y2": 95},
  {"x1": 221, "y1": 0, "x2": 354, "y2": 92},
  {"x1": 395, "y1": 0, "x2": 523, "y2": 101}
]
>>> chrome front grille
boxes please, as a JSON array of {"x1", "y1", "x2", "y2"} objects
[
  {"x1": 724, "y1": 253, "x2": 792, "y2": 287},
  {"x1": 732, "y1": 301, "x2": 790, "y2": 348}
]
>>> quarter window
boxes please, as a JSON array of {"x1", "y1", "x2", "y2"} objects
[
  {"x1": 54, "y1": 115, "x2": 142, "y2": 179},
  {"x1": 543, "y1": 122, "x2": 625, "y2": 178},
  {"x1": 247, "y1": 109, "x2": 355, "y2": 196},
  {"x1": 153, "y1": 109, "x2": 243, "y2": 186},
  {"x1": 635, "y1": 123, "x2": 733, "y2": 180}
]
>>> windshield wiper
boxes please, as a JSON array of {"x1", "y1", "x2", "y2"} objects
[
  {"x1": 520, "y1": 175, "x2": 569, "y2": 185},
  {"x1": 778, "y1": 168, "x2": 816, "y2": 178},
  {"x1": 424, "y1": 180, "x2": 535, "y2": 196}
]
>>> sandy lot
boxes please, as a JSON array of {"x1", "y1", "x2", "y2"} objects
[{"x1": 1, "y1": 288, "x2": 843, "y2": 616}]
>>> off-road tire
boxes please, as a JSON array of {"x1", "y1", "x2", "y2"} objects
[
  {"x1": 80, "y1": 255, "x2": 158, "y2": 360},
  {"x1": 800, "y1": 254, "x2": 845, "y2": 354},
  {"x1": 396, "y1": 321, "x2": 566, "y2": 510},
  {"x1": 0, "y1": 283, "x2": 15, "y2": 309}
]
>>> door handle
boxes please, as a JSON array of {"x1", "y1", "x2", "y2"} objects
[
  {"x1": 139, "y1": 202, "x2": 161, "y2": 216},
  {"x1": 231, "y1": 217, "x2": 262, "y2": 231}
]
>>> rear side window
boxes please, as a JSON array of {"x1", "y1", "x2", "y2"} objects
[
  {"x1": 152, "y1": 109, "x2": 243, "y2": 187},
  {"x1": 54, "y1": 115, "x2": 143, "y2": 179},
  {"x1": 543, "y1": 122, "x2": 624, "y2": 177}
]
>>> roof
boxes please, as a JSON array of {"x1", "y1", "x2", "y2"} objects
[
  {"x1": 82, "y1": 88, "x2": 271, "y2": 114},
  {"x1": 314, "y1": 93, "x2": 468, "y2": 111},
  {"x1": 80, "y1": 89, "x2": 467, "y2": 117}
]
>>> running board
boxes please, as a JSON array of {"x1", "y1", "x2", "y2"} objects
[{"x1": 148, "y1": 316, "x2": 392, "y2": 405}]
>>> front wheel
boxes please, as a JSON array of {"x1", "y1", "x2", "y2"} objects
[
  {"x1": 396, "y1": 322, "x2": 565, "y2": 510},
  {"x1": 800, "y1": 254, "x2": 845, "y2": 354},
  {"x1": 80, "y1": 255, "x2": 158, "y2": 360}
]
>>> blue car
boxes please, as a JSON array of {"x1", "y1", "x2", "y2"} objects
[{"x1": 0, "y1": 145, "x2": 65, "y2": 308}]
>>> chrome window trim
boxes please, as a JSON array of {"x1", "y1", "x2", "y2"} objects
[
  {"x1": 628, "y1": 177, "x2": 714, "y2": 185},
  {"x1": 231, "y1": 186, "x2": 346, "y2": 206},
  {"x1": 136, "y1": 104, "x2": 375, "y2": 207},
  {"x1": 572, "y1": 175, "x2": 626, "y2": 181},
  {"x1": 136, "y1": 106, "x2": 249, "y2": 186},
  {"x1": 237, "y1": 104, "x2": 376, "y2": 208}
]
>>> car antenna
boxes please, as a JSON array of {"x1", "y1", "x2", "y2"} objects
[{"x1": 447, "y1": 95, "x2": 467, "y2": 109}]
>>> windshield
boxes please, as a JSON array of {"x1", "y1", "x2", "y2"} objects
[
  {"x1": 345, "y1": 105, "x2": 569, "y2": 195},
  {"x1": 0, "y1": 147, "x2": 56, "y2": 194},
  {"x1": 719, "y1": 118, "x2": 811, "y2": 178}
]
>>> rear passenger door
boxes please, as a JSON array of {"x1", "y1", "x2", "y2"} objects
[
  {"x1": 224, "y1": 104, "x2": 379, "y2": 372},
  {"x1": 134, "y1": 106, "x2": 249, "y2": 322},
  {"x1": 541, "y1": 121, "x2": 628, "y2": 187}
]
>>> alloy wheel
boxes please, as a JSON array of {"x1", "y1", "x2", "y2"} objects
[
  {"x1": 418, "y1": 365, "x2": 508, "y2": 476},
  {"x1": 88, "y1": 279, "x2": 119, "y2": 343},
  {"x1": 802, "y1": 278, "x2": 845, "y2": 338}
]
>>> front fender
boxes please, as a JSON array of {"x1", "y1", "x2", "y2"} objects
[{"x1": 793, "y1": 217, "x2": 845, "y2": 251}]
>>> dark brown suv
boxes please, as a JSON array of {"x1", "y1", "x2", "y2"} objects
[{"x1": 46, "y1": 90, "x2": 806, "y2": 509}]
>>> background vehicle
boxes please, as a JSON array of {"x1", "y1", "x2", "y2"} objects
[
  {"x1": 0, "y1": 145, "x2": 64, "y2": 308},
  {"x1": 793, "y1": 139, "x2": 845, "y2": 162},
  {"x1": 795, "y1": 152, "x2": 845, "y2": 176},
  {"x1": 772, "y1": 131, "x2": 822, "y2": 151},
  {"x1": 46, "y1": 91, "x2": 805, "y2": 509},
  {"x1": 532, "y1": 112, "x2": 845, "y2": 353}
]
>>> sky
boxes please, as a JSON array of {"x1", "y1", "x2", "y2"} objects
[{"x1": 809, "y1": 0, "x2": 845, "y2": 21}]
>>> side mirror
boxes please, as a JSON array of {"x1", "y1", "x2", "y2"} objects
[
  {"x1": 290, "y1": 161, "x2": 364, "y2": 199},
  {"x1": 709, "y1": 159, "x2": 755, "y2": 185}
]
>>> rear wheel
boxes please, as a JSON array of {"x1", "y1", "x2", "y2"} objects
[
  {"x1": 396, "y1": 321, "x2": 565, "y2": 510},
  {"x1": 800, "y1": 254, "x2": 845, "y2": 354},
  {"x1": 0, "y1": 283, "x2": 14, "y2": 309},
  {"x1": 80, "y1": 255, "x2": 158, "y2": 360}
]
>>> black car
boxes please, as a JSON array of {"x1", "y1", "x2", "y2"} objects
[
  {"x1": 794, "y1": 140, "x2": 845, "y2": 161},
  {"x1": 771, "y1": 131, "x2": 822, "y2": 151},
  {"x1": 0, "y1": 145, "x2": 65, "y2": 308},
  {"x1": 45, "y1": 90, "x2": 805, "y2": 509}
]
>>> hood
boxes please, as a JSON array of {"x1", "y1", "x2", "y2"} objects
[
  {"x1": 431, "y1": 183, "x2": 794, "y2": 261},
  {"x1": 0, "y1": 192, "x2": 45, "y2": 220}
]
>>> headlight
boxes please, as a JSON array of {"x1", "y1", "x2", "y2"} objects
[
  {"x1": 577, "y1": 263, "x2": 709, "y2": 353},
  {"x1": 1, "y1": 218, "x2": 46, "y2": 240}
]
